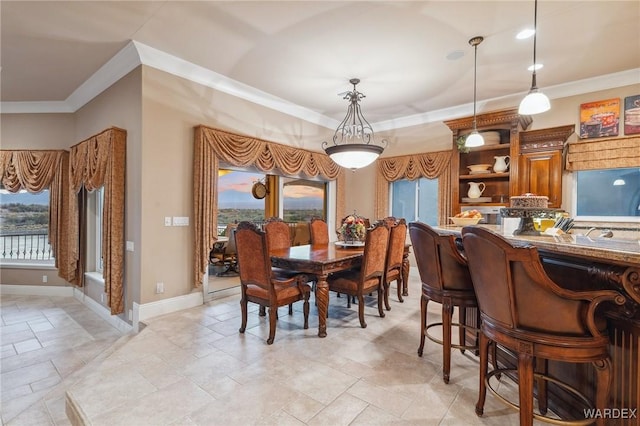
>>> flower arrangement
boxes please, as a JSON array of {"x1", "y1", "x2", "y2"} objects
[{"x1": 337, "y1": 214, "x2": 367, "y2": 243}]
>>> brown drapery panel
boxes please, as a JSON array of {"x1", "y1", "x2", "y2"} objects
[
  {"x1": 0, "y1": 150, "x2": 70, "y2": 276},
  {"x1": 566, "y1": 135, "x2": 640, "y2": 171},
  {"x1": 193, "y1": 125, "x2": 345, "y2": 288},
  {"x1": 375, "y1": 150, "x2": 453, "y2": 225},
  {"x1": 68, "y1": 128, "x2": 126, "y2": 315}
]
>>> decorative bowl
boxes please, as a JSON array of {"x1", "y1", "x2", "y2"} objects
[
  {"x1": 449, "y1": 217, "x2": 482, "y2": 226},
  {"x1": 467, "y1": 164, "x2": 492, "y2": 172}
]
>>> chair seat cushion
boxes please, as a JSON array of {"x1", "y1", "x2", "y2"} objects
[
  {"x1": 328, "y1": 269, "x2": 380, "y2": 295},
  {"x1": 246, "y1": 281, "x2": 311, "y2": 302}
]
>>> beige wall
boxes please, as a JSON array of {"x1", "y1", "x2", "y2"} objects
[{"x1": 1, "y1": 64, "x2": 638, "y2": 316}]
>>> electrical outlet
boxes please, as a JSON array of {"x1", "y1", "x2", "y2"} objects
[
  {"x1": 156, "y1": 282, "x2": 164, "y2": 294},
  {"x1": 101, "y1": 293, "x2": 104, "y2": 303},
  {"x1": 42, "y1": 275, "x2": 48, "y2": 283},
  {"x1": 128, "y1": 309, "x2": 132, "y2": 321}
]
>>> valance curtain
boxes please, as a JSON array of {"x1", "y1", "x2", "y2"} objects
[
  {"x1": 193, "y1": 125, "x2": 345, "y2": 288},
  {"x1": 68, "y1": 128, "x2": 126, "y2": 315},
  {"x1": 0, "y1": 150, "x2": 70, "y2": 275},
  {"x1": 374, "y1": 151, "x2": 453, "y2": 224},
  {"x1": 565, "y1": 135, "x2": 640, "y2": 171}
]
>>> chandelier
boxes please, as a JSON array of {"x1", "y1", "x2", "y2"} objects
[{"x1": 323, "y1": 78, "x2": 387, "y2": 171}]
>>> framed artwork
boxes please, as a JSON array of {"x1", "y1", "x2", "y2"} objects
[
  {"x1": 624, "y1": 95, "x2": 640, "y2": 135},
  {"x1": 579, "y1": 98, "x2": 620, "y2": 139}
]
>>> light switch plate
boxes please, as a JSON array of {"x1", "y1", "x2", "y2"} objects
[
  {"x1": 164, "y1": 217, "x2": 172, "y2": 226},
  {"x1": 172, "y1": 216, "x2": 189, "y2": 226}
]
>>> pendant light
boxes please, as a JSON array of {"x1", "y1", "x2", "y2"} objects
[
  {"x1": 519, "y1": 0, "x2": 551, "y2": 115},
  {"x1": 323, "y1": 78, "x2": 387, "y2": 171},
  {"x1": 465, "y1": 36, "x2": 485, "y2": 148}
]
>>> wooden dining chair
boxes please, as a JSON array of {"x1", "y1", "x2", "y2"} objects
[
  {"x1": 382, "y1": 217, "x2": 407, "y2": 309},
  {"x1": 461, "y1": 226, "x2": 625, "y2": 425},
  {"x1": 309, "y1": 217, "x2": 330, "y2": 245},
  {"x1": 264, "y1": 217, "x2": 317, "y2": 314},
  {"x1": 327, "y1": 221, "x2": 389, "y2": 328},
  {"x1": 235, "y1": 221, "x2": 310, "y2": 345}
]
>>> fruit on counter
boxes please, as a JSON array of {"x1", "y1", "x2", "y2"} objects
[{"x1": 455, "y1": 210, "x2": 482, "y2": 219}]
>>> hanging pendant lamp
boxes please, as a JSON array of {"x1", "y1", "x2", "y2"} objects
[
  {"x1": 519, "y1": 0, "x2": 551, "y2": 115},
  {"x1": 465, "y1": 36, "x2": 485, "y2": 148},
  {"x1": 323, "y1": 78, "x2": 387, "y2": 171}
]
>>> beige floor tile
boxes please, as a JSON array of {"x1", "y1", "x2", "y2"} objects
[{"x1": 307, "y1": 392, "x2": 368, "y2": 426}]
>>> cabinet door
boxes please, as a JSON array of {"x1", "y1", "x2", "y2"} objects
[{"x1": 518, "y1": 150, "x2": 562, "y2": 207}]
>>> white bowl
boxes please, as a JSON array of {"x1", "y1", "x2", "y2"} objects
[
  {"x1": 449, "y1": 217, "x2": 482, "y2": 226},
  {"x1": 467, "y1": 164, "x2": 492, "y2": 172}
]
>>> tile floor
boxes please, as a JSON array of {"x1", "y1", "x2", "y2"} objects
[{"x1": 2, "y1": 269, "x2": 544, "y2": 425}]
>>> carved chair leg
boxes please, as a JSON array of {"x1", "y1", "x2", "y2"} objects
[
  {"x1": 536, "y1": 357, "x2": 548, "y2": 415},
  {"x1": 476, "y1": 332, "x2": 489, "y2": 416},
  {"x1": 303, "y1": 296, "x2": 310, "y2": 330},
  {"x1": 383, "y1": 281, "x2": 391, "y2": 311},
  {"x1": 459, "y1": 307, "x2": 467, "y2": 355},
  {"x1": 593, "y1": 358, "x2": 612, "y2": 426},
  {"x1": 442, "y1": 302, "x2": 453, "y2": 384},
  {"x1": 267, "y1": 306, "x2": 277, "y2": 345},
  {"x1": 377, "y1": 286, "x2": 385, "y2": 318},
  {"x1": 347, "y1": 294, "x2": 351, "y2": 308},
  {"x1": 239, "y1": 297, "x2": 247, "y2": 333},
  {"x1": 397, "y1": 277, "x2": 404, "y2": 303},
  {"x1": 517, "y1": 349, "x2": 535, "y2": 426},
  {"x1": 288, "y1": 304, "x2": 293, "y2": 315},
  {"x1": 259, "y1": 305, "x2": 266, "y2": 316},
  {"x1": 358, "y1": 294, "x2": 367, "y2": 328},
  {"x1": 418, "y1": 295, "x2": 428, "y2": 357}
]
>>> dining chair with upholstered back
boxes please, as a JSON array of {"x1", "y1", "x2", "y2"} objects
[
  {"x1": 382, "y1": 217, "x2": 407, "y2": 309},
  {"x1": 309, "y1": 217, "x2": 330, "y2": 245},
  {"x1": 461, "y1": 226, "x2": 625, "y2": 426},
  {"x1": 408, "y1": 221, "x2": 479, "y2": 384},
  {"x1": 327, "y1": 221, "x2": 389, "y2": 328},
  {"x1": 235, "y1": 221, "x2": 310, "y2": 345},
  {"x1": 292, "y1": 222, "x2": 311, "y2": 246},
  {"x1": 264, "y1": 217, "x2": 292, "y2": 250}
]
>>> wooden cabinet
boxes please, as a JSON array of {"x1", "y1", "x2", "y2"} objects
[
  {"x1": 445, "y1": 108, "x2": 532, "y2": 215},
  {"x1": 518, "y1": 125, "x2": 575, "y2": 208}
]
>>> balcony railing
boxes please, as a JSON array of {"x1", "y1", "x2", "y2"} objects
[{"x1": 0, "y1": 233, "x2": 53, "y2": 261}]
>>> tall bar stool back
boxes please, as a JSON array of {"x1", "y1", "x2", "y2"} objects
[
  {"x1": 408, "y1": 221, "x2": 479, "y2": 384},
  {"x1": 461, "y1": 226, "x2": 625, "y2": 426}
]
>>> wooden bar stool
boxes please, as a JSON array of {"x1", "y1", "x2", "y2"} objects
[
  {"x1": 461, "y1": 226, "x2": 625, "y2": 426},
  {"x1": 408, "y1": 221, "x2": 480, "y2": 384}
]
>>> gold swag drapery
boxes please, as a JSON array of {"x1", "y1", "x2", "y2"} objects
[
  {"x1": 193, "y1": 125, "x2": 345, "y2": 288},
  {"x1": 69, "y1": 128, "x2": 126, "y2": 315},
  {"x1": 565, "y1": 135, "x2": 640, "y2": 171},
  {"x1": 0, "y1": 150, "x2": 71, "y2": 275},
  {"x1": 375, "y1": 151, "x2": 453, "y2": 224}
]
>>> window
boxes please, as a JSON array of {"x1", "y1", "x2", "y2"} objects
[
  {"x1": 282, "y1": 177, "x2": 326, "y2": 222},
  {"x1": 390, "y1": 178, "x2": 439, "y2": 225},
  {"x1": 575, "y1": 167, "x2": 640, "y2": 219},
  {"x1": 86, "y1": 187, "x2": 104, "y2": 273},
  {"x1": 217, "y1": 169, "x2": 267, "y2": 233},
  {"x1": 0, "y1": 188, "x2": 52, "y2": 262}
]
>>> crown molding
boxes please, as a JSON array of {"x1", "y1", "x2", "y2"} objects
[{"x1": 2, "y1": 40, "x2": 638, "y2": 133}]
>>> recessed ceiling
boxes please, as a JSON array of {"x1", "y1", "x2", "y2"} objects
[{"x1": 2, "y1": 1, "x2": 639, "y2": 132}]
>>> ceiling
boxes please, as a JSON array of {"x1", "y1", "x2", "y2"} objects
[{"x1": 2, "y1": 1, "x2": 639, "y2": 140}]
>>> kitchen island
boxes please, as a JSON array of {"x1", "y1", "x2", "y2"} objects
[{"x1": 435, "y1": 225, "x2": 639, "y2": 424}]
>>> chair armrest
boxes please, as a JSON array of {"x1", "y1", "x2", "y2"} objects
[{"x1": 584, "y1": 292, "x2": 626, "y2": 337}]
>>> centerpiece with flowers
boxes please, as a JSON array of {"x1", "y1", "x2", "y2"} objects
[{"x1": 337, "y1": 213, "x2": 367, "y2": 244}]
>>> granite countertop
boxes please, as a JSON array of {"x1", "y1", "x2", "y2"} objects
[{"x1": 437, "y1": 225, "x2": 640, "y2": 266}]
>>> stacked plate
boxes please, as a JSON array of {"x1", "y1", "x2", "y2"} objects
[
  {"x1": 467, "y1": 164, "x2": 491, "y2": 174},
  {"x1": 481, "y1": 131, "x2": 501, "y2": 145}
]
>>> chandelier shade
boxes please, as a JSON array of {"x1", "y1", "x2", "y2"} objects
[
  {"x1": 519, "y1": 0, "x2": 550, "y2": 115},
  {"x1": 466, "y1": 36, "x2": 485, "y2": 148},
  {"x1": 323, "y1": 78, "x2": 387, "y2": 171}
]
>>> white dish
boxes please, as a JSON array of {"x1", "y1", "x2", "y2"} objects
[
  {"x1": 335, "y1": 241, "x2": 365, "y2": 248},
  {"x1": 461, "y1": 197, "x2": 492, "y2": 203},
  {"x1": 467, "y1": 164, "x2": 492, "y2": 172}
]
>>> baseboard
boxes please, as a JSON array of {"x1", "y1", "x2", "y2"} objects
[
  {"x1": 134, "y1": 291, "x2": 204, "y2": 324},
  {"x1": 0, "y1": 284, "x2": 74, "y2": 297},
  {"x1": 73, "y1": 288, "x2": 133, "y2": 334}
]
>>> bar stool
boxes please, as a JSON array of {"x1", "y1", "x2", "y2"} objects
[
  {"x1": 461, "y1": 226, "x2": 625, "y2": 426},
  {"x1": 408, "y1": 221, "x2": 480, "y2": 384}
]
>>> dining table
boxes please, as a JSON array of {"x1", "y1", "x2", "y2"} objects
[{"x1": 270, "y1": 242, "x2": 410, "y2": 338}]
